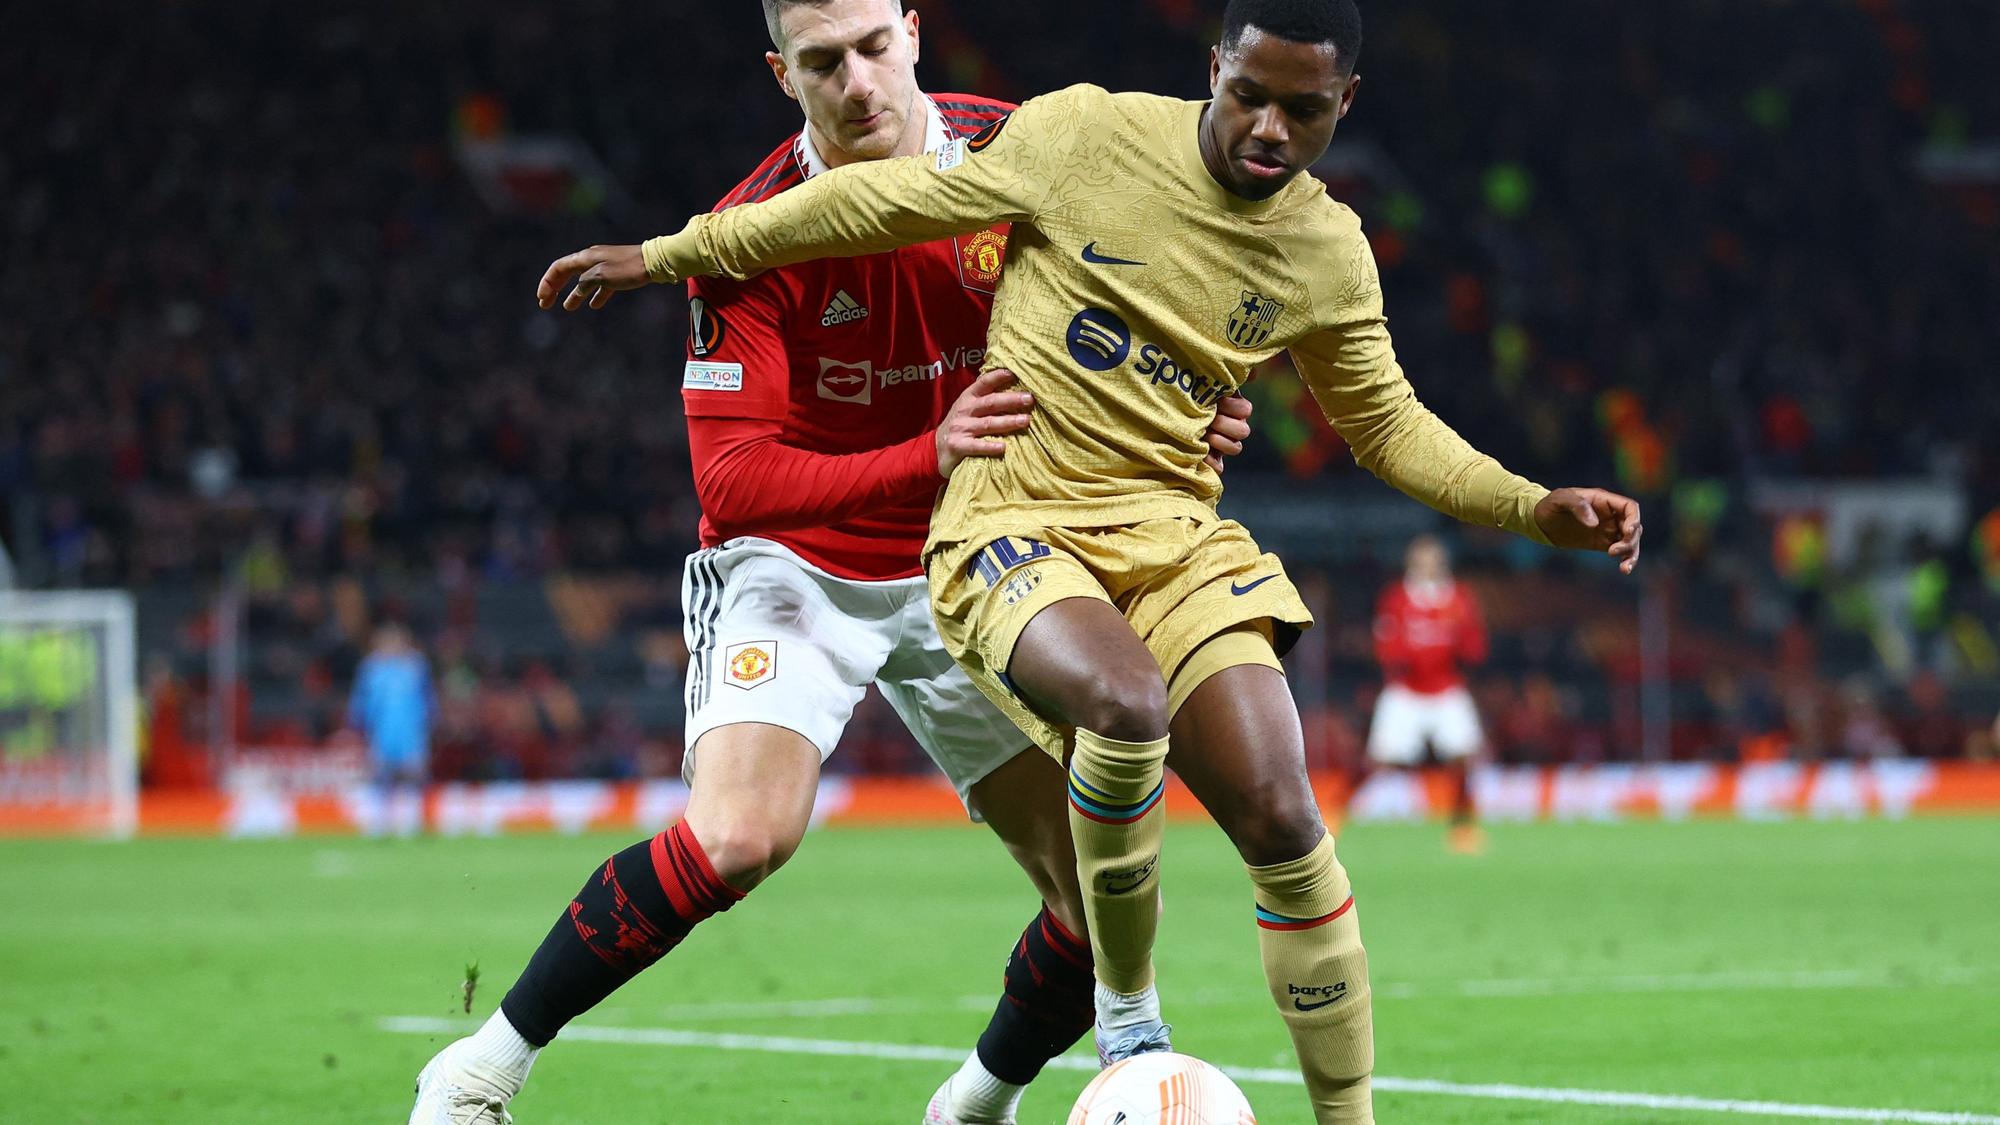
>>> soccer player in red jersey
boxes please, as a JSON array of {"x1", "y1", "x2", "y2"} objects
[
  {"x1": 408, "y1": 4, "x2": 1252, "y2": 1123},
  {"x1": 1363, "y1": 535, "x2": 1491, "y2": 853}
]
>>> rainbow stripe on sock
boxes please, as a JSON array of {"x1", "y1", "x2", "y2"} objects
[
  {"x1": 1254, "y1": 894, "x2": 1355, "y2": 931},
  {"x1": 1067, "y1": 772, "x2": 1165, "y2": 825}
]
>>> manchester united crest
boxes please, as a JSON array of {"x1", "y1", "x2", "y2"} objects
[
  {"x1": 1225, "y1": 290, "x2": 1284, "y2": 349},
  {"x1": 724, "y1": 641, "x2": 776, "y2": 689},
  {"x1": 958, "y1": 227, "x2": 1009, "y2": 292}
]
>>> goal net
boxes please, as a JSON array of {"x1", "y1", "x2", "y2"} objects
[{"x1": 0, "y1": 591, "x2": 139, "y2": 838}]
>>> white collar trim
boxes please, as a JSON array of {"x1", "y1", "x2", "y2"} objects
[{"x1": 795, "y1": 94, "x2": 950, "y2": 179}]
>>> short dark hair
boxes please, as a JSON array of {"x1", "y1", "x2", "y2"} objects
[
  {"x1": 762, "y1": 0, "x2": 905, "y2": 50},
  {"x1": 1221, "y1": 0, "x2": 1363, "y2": 73}
]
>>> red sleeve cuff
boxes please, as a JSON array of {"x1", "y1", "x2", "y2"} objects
[{"x1": 887, "y1": 431, "x2": 942, "y2": 490}]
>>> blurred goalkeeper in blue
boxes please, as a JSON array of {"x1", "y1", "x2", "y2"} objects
[{"x1": 348, "y1": 622, "x2": 435, "y2": 837}]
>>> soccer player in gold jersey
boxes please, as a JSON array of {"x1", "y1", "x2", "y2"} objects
[{"x1": 540, "y1": 1, "x2": 1642, "y2": 1119}]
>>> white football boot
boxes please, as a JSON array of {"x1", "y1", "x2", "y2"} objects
[
  {"x1": 923, "y1": 1051, "x2": 1027, "y2": 1124},
  {"x1": 922, "y1": 1073, "x2": 1016, "y2": 1125},
  {"x1": 1093, "y1": 982, "x2": 1173, "y2": 1066},
  {"x1": 916, "y1": 1064, "x2": 1016, "y2": 1120},
  {"x1": 1094, "y1": 1019, "x2": 1173, "y2": 1066},
  {"x1": 407, "y1": 1040, "x2": 522, "y2": 1125}
]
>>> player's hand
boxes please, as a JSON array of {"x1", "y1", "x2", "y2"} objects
[
  {"x1": 937, "y1": 369, "x2": 1033, "y2": 478},
  {"x1": 1204, "y1": 394, "x2": 1253, "y2": 473},
  {"x1": 1533, "y1": 487, "x2": 1644, "y2": 574},
  {"x1": 537, "y1": 244, "x2": 651, "y2": 311}
]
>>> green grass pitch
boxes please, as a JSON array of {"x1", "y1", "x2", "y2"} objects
[{"x1": 2, "y1": 817, "x2": 1996, "y2": 1123}]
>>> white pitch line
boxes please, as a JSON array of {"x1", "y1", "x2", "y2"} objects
[
  {"x1": 613, "y1": 966, "x2": 1990, "y2": 1022},
  {"x1": 380, "y1": 1016, "x2": 2000, "y2": 1123}
]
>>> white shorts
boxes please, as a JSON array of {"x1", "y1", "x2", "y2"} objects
[
  {"x1": 1366, "y1": 683, "x2": 1483, "y2": 766},
  {"x1": 680, "y1": 537, "x2": 1033, "y2": 817}
]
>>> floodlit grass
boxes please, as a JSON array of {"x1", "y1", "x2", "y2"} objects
[{"x1": 2, "y1": 817, "x2": 1995, "y2": 1122}]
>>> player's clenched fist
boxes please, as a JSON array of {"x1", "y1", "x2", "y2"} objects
[
  {"x1": 1533, "y1": 487, "x2": 1644, "y2": 574},
  {"x1": 537, "y1": 244, "x2": 651, "y2": 311},
  {"x1": 936, "y1": 369, "x2": 1034, "y2": 478}
]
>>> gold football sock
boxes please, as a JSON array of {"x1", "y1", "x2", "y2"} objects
[
  {"x1": 1067, "y1": 726, "x2": 1170, "y2": 995},
  {"x1": 1248, "y1": 833, "x2": 1374, "y2": 1123}
]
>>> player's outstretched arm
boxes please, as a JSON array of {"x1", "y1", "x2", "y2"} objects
[
  {"x1": 1292, "y1": 228, "x2": 1639, "y2": 570},
  {"x1": 639, "y1": 87, "x2": 1091, "y2": 293},
  {"x1": 535, "y1": 156, "x2": 1035, "y2": 311},
  {"x1": 1533, "y1": 487, "x2": 1644, "y2": 574},
  {"x1": 538, "y1": 87, "x2": 1098, "y2": 311},
  {"x1": 1299, "y1": 325, "x2": 1646, "y2": 574},
  {"x1": 1301, "y1": 335, "x2": 1644, "y2": 573},
  {"x1": 538, "y1": 244, "x2": 647, "y2": 311},
  {"x1": 689, "y1": 370, "x2": 1037, "y2": 539}
]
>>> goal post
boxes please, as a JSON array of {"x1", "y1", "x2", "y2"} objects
[{"x1": 0, "y1": 591, "x2": 140, "y2": 838}]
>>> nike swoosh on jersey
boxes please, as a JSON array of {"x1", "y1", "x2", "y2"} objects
[
  {"x1": 1230, "y1": 574, "x2": 1279, "y2": 596},
  {"x1": 1293, "y1": 995, "x2": 1342, "y2": 1012},
  {"x1": 1080, "y1": 241, "x2": 1145, "y2": 266}
]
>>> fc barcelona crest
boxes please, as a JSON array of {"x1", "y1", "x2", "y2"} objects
[{"x1": 1225, "y1": 290, "x2": 1284, "y2": 348}]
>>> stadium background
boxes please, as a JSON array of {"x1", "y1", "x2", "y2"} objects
[
  {"x1": 4, "y1": 2, "x2": 2000, "y2": 1122},
  {"x1": 7, "y1": 0, "x2": 1998, "y2": 812}
]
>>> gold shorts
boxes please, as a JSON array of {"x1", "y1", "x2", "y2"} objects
[{"x1": 926, "y1": 516, "x2": 1313, "y2": 758}]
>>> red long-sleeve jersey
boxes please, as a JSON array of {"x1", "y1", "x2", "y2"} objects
[
  {"x1": 1373, "y1": 578, "x2": 1487, "y2": 695},
  {"x1": 680, "y1": 93, "x2": 1015, "y2": 580}
]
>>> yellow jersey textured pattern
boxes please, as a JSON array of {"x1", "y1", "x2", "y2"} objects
[{"x1": 648, "y1": 84, "x2": 1551, "y2": 547}]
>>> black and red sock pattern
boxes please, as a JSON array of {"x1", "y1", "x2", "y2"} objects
[
  {"x1": 500, "y1": 821, "x2": 743, "y2": 1046},
  {"x1": 974, "y1": 906, "x2": 1096, "y2": 1085}
]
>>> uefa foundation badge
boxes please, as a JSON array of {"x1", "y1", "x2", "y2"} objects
[{"x1": 724, "y1": 641, "x2": 777, "y2": 689}]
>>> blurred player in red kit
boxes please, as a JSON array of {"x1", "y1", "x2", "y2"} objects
[{"x1": 1364, "y1": 535, "x2": 1490, "y2": 853}]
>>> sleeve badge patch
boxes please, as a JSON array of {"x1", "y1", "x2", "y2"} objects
[
  {"x1": 683, "y1": 361, "x2": 745, "y2": 392},
  {"x1": 966, "y1": 114, "x2": 1009, "y2": 153},
  {"x1": 689, "y1": 297, "x2": 727, "y2": 357},
  {"x1": 964, "y1": 115, "x2": 1008, "y2": 152}
]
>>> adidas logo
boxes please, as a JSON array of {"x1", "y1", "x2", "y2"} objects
[{"x1": 820, "y1": 289, "x2": 870, "y2": 327}]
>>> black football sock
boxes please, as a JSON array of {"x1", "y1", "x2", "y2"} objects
[
  {"x1": 974, "y1": 905, "x2": 1097, "y2": 1084},
  {"x1": 499, "y1": 821, "x2": 743, "y2": 1046}
]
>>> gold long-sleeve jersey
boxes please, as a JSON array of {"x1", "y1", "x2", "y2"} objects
[{"x1": 647, "y1": 83, "x2": 1552, "y2": 551}]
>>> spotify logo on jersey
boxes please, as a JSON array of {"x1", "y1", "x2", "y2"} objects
[
  {"x1": 1062, "y1": 305, "x2": 1232, "y2": 409},
  {"x1": 1065, "y1": 307, "x2": 1132, "y2": 371}
]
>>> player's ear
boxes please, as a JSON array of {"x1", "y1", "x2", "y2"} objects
[
  {"x1": 766, "y1": 50, "x2": 798, "y2": 102},
  {"x1": 904, "y1": 8, "x2": 920, "y2": 64},
  {"x1": 1337, "y1": 73, "x2": 1360, "y2": 119},
  {"x1": 1209, "y1": 45, "x2": 1222, "y2": 93}
]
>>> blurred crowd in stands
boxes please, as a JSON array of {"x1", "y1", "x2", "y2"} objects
[{"x1": 4, "y1": 1, "x2": 1996, "y2": 783}]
